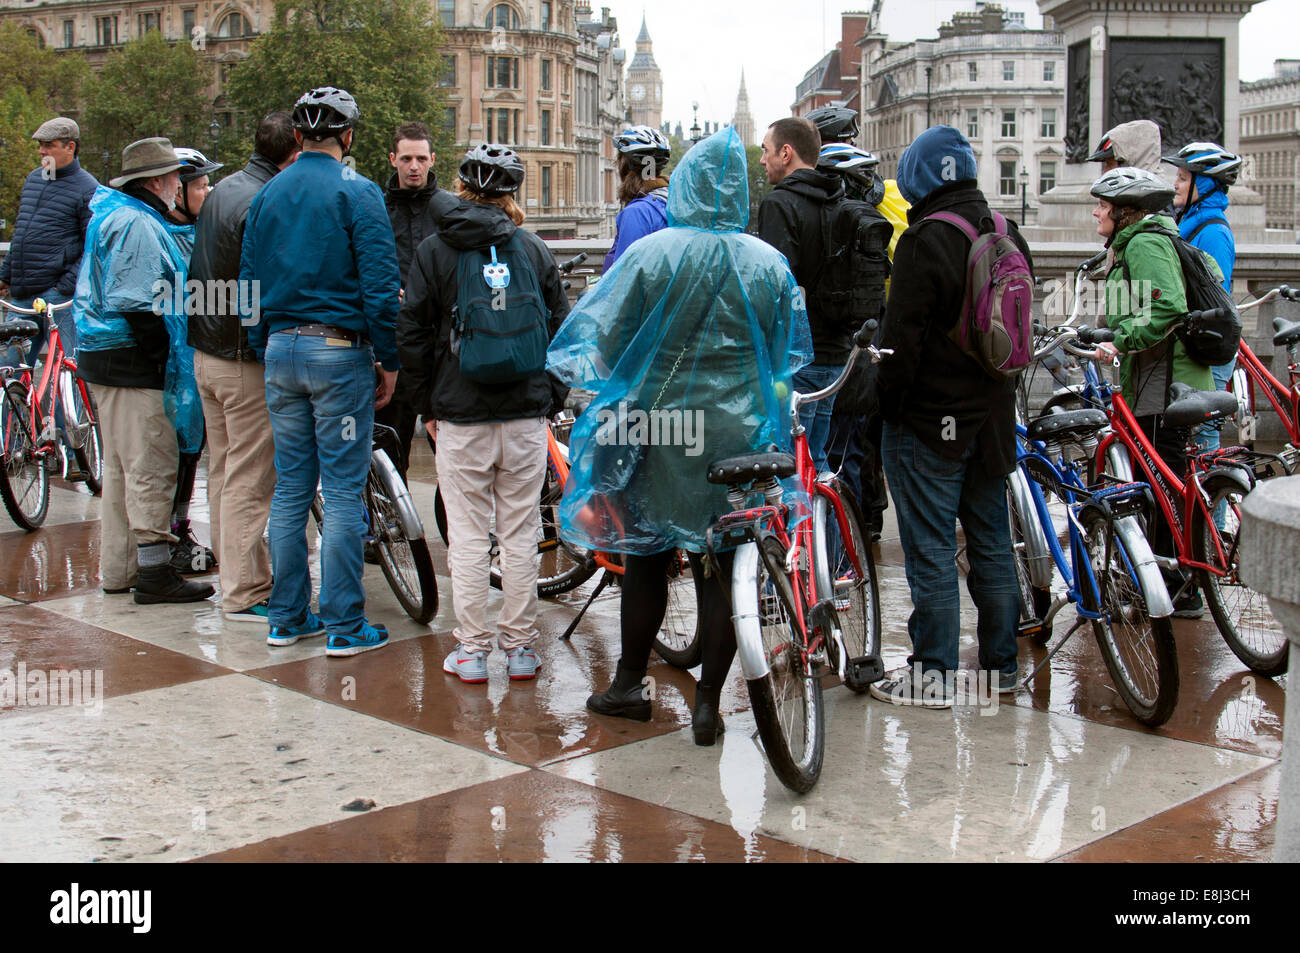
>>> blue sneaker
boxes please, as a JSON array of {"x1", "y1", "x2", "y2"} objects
[
  {"x1": 267, "y1": 609, "x2": 326, "y2": 646},
  {"x1": 327, "y1": 621, "x2": 389, "y2": 658},
  {"x1": 225, "y1": 601, "x2": 270, "y2": 625}
]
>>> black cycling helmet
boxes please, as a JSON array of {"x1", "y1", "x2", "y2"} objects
[
  {"x1": 173, "y1": 147, "x2": 223, "y2": 183},
  {"x1": 806, "y1": 106, "x2": 859, "y2": 144},
  {"x1": 292, "y1": 86, "x2": 360, "y2": 141},
  {"x1": 458, "y1": 143, "x2": 525, "y2": 196},
  {"x1": 1090, "y1": 167, "x2": 1175, "y2": 212},
  {"x1": 615, "y1": 125, "x2": 671, "y2": 175},
  {"x1": 1161, "y1": 141, "x2": 1242, "y2": 186},
  {"x1": 1085, "y1": 135, "x2": 1116, "y2": 163}
]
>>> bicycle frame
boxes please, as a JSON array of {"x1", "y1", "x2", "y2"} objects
[
  {"x1": 1233, "y1": 337, "x2": 1300, "y2": 450},
  {"x1": 1, "y1": 300, "x2": 88, "y2": 466},
  {"x1": 545, "y1": 422, "x2": 625, "y2": 577}
]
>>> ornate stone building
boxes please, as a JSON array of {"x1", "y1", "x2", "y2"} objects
[
  {"x1": 731, "y1": 69, "x2": 755, "y2": 147},
  {"x1": 626, "y1": 15, "x2": 662, "y2": 131},
  {"x1": 1240, "y1": 60, "x2": 1300, "y2": 235}
]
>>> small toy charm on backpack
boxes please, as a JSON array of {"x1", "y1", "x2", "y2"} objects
[{"x1": 483, "y1": 247, "x2": 511, "y2": 290}]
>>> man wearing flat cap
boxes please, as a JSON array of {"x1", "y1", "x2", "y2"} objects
[
  {"x1": 74, "y1": 137, "x2": 214, "y2": 605},
  {"x1": 0, "y1": 118, "x2": 98, "y2": 383}
]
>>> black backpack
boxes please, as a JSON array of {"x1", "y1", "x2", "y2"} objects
[
  {"x1": 450, "y1": 230, "x2": 551, "y2": 384},
  {"x1": 813, "y1": 198, "x2": 893, "y2": 333}
]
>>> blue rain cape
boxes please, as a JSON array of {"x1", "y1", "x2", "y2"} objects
[
  {"x1": 547, "y1": 127, "x2": 813, "y2": 554},
  {"x1": 73, "y1": 187, "x2": 204, "y2": 452}
]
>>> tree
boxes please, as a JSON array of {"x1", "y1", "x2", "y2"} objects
[
  {"x1": 80, "y1": 30, "x2": 211, "y2": 184},
  {"x1": 745, "y1": 144, "x2": 774, "y2": 233},
  {"x1": 0, "y1": 24, "x2": 87, "y2": 241},
  {"x1": 227, "y1": 0, "x2": 453, "y2": 186}
]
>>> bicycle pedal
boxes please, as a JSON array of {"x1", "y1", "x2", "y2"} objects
[
  {"x1": 848, "y1": 654, "x2": 884, "y2": 685},
  {"x1": 1018, "y1": 619, "x2": 1047, "y2": 637}
]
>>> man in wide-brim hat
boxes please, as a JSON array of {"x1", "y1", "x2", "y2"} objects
[{"x1": 74, "y1": 137, "x2": 215, "y2": 605}]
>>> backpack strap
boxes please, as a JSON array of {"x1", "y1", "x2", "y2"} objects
[
  {"x1": 1185, "y1": 216, "x2": 1229, "y2": 243},
  {"x1": 922, "y1": 210, "x2": 981, "y2": 243}
]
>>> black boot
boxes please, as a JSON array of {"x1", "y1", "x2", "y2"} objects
[
  {"x1": 691, "y1": 682, "x2": 726, "y2": 746},
  {"x1": 134, "y1": 564, "x2": 215, "y2": 604},
  {"x1": 587, "y1": 661, "x2": 651, "y2": 721}
]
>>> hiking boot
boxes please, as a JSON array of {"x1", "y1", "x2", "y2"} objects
[
  {"x1": 171, "y1": 519, "x2": 216, "y2": 575},
  {"x1": 691, "y1": 682, "x2": 726, "y2": 746},
  {"x1": 443, "y1": 645, "x2": 489, "y2": 683},
  {"x1": 328, "y1": 621, "x2": 389, "y2": 658},
  {"x1": 133, "y1": 564, "x2": 215, "y2": 604},
  {"x1": 868, "y1": 666, "x2": 954, "y2": 709},
  {"x1": 587, "y1": 661, "x2": 651, "y2": 721}
]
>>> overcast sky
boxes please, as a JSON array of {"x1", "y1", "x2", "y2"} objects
[{"x1": 595, "y1": 0, "x2": 1294, "y2": 137}]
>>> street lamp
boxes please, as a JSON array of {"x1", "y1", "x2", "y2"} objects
[
  {"x1": 925, "y1": 66, "x2": 933, "y2": 129},
  {"x1": 1020, "y1": 167, "x2": 1029, "y2": 224},
  {"x1": 208, "y1": 119, "x2": 221, "y2": 162},
  {"x1": 690, "y1": 102, "x2": 701, "y2": 143},
  {"x1": 1, "y1": 136, "x2": 7, "y2": 236},
  {"x1": 101, "y1": 149, "x2": 111, "y2": 183}
]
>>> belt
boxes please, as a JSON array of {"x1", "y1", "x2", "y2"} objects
[{"x1": 276, "y1": 324, "x2": 368, "y2": 346}]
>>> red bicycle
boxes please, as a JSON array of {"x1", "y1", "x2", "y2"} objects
[
  {"x1": 0, "y1": 297, "x2": 103, "y2": 530},
  {"x1": 1226, "y1": 285, "x2": 1300, "y2": 472}
]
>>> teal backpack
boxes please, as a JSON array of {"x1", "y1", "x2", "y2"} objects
[{"x1": 451, "y1": 230, "x2": 550, "y2": 384}]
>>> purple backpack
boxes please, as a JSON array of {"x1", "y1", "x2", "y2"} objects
[{"x1": 924, "y1": 210, "x2": 1034, "y2": 379}]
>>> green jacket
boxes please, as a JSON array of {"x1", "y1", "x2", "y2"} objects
[{"x1": 1105, "y1": 214, "x2": 1216, "y2": 415}]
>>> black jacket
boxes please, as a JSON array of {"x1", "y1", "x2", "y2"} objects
[
  {"x1": 187, "y1": 153, "x2": 280, "y2": 360},
  {"x1": 872, "y1": 180, "x2": 1030, "y2": 478},
  {"x1": 385, "y1": 172, "x2": 446, "y2": 287},
  {"x1": 397, "y1": 199, "x2": 570, "y2": 424},
  {"x1": 754, "y1": 167, "x2": 847, "y2": 364},
  {"x1": 0, "y1": 158, "x2": 98, "y2": 298}
]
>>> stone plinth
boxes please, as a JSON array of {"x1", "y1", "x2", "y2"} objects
[{"x1": 1238, "y1": 475, "x2": 1300, "y2": 861}]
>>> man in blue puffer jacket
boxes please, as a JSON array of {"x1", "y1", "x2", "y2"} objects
[{"x1": 0, "y1": 117, "x2": 98, "y2": 367}]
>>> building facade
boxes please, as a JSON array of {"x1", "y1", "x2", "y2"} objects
[
  {"x1": 1239, "y1": 60, "x2": 1300, "y2": 235},
  {"x1": 860, "y1": 3, "x2": 1065, "y2": 224},
  {"x1": 625, "y1": 15, "x2": 662, "y2": 131},
  {"x1": 791, "y1": 11, "x2": 868, "y2": 120},
  {"x1": 731, "y1": 69, "x2": 755, "y2": 147}
]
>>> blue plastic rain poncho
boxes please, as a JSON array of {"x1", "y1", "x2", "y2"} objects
[
  {"x1": 73, "y1": 186, "x2": 204, "y2": 452},
  {"x1": 548, "y1": 127, "x2": 813, "y2": 554}
]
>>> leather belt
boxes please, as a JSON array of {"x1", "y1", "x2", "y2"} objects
[{"x1": 276, "y1": 324, "x2": 368, "y2": 345}]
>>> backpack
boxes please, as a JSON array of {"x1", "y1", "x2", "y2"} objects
[
  {"x1": 813, "y1": 198, "x2": 893, "y2": 332},
  {"x1": 921, "y1": 210, "x2": 1035, "y2": 380},
  {"x1": 450, "y1": 230, "x2": 551, "y2": 384},
  {"x1": 1121, "y1": 222, "x2": 1240, "y2": 366}
]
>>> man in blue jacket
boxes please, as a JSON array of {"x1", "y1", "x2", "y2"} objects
[
  {"x1": 241, "y1": 87, "x2": 400, "y2": 658},
  {"x1": 1, "y1": 117, "x2": 98, "y2": 372}
]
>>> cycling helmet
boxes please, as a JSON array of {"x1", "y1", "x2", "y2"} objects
[
  {"x1": 1089, "y1": 167, "x2": 1175, "y2": 212},
  {"x1": 615, "y1": 125, "x2": 671, "y2": 176},
  {"x1": 1161, "y1": 141, "x2": 1242, "y2": 186},
  {"x1": 1085, "y1": 135, "x2": 1117, "y2": 163},
  {"x1": 292, "y1": 86, "x2": 360, "y2": 138},
  {"x1": 458, "y1": 143, "x2": 525, "y2": 196},
  {"x1": 817, "y1": 142, "x2": 882, "y2": 201},
  {"x1": 173, "y1": 147, "x2": 223, "y2": 183},
  {"x1": 806, "y1": 106, "x2": 859, "y2": 144}
]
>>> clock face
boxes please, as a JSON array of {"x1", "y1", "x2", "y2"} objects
[{"x1": 630, "y1": 84, "x2": 646, "y2": 102}]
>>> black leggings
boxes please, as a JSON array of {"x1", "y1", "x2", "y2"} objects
[
  {"x1": 1136, "y1": 414, "x2": 1187, "y2": 562},
  {"x1": 620, "y1": 549, "x2": 736, "y2": 691},
  {"x1": 172, "y1": 430, "x2": 206, "y2": 522}
]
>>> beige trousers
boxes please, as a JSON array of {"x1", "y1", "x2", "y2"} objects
[
  {"x1": 437, "y1": 417, "x2": 548, "y2": 653},
  {"x1": 91, "y1": 384, "x2": 178, "y2": 590},
  {"x1": 194, "y1": 351, "x2": 276, "y2": 611}
]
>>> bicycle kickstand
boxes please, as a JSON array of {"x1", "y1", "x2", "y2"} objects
[
  {"x1": 1022, "y1": 614, "x2": 1090, "y2": 689},
  {"x1": 560, "y1": 567, "x2": 612, "y2": 642}
]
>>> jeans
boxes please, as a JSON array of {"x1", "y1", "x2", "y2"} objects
[
  {"x1": 264, "y1": 332, "x2": 376, "y2": 636},
  {"x1": 1196, "y1": 355, "x2": 1238, "y2": 452},
  {"x1": 793, "y1": 364, "x2": 843, "y2": 472},
  {"x1": 881, "y1": 421, "x2": 1019, "y2": 676},
  {"x1": 1, "y1": 290, "x2": 74, "y2": 367}
]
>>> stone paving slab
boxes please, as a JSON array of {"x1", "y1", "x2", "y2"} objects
[{"x1": 0, "y1": 673, "x2": 525, "y2": 862}]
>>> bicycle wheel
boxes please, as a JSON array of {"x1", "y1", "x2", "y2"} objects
[
  {"x1": 0, "y1": 381, "x2": 49, "y2": 530},
  {"x1": 1195, "y1": 474, "x2": 1288, "y2": 677},
  {"x1": 367, "y1": 450, "x2": 438, "y2": 623},
  {"x1": 743, "y1": 536, "x2": 824, "y2": 793},
  {"x1": 66, "y1": 375, "x2": 103, "y2": 494},
  {"x1": 812, "y1": 492, "x2": 881, "y2": 691},
  {"x1": 1079, "y1": 509, "x2": 1179, "y2": 726},
  {"x1": 653, "y1": 550, "x2": 702, "y2": 668},
  {"x1": 1007, "y1": 483, "x2": 1052, "y2": 645}
]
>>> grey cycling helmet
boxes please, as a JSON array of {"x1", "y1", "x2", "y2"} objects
[
  {"x1": 807, "y1": 106, "x2": 859, "y2": 143},
  {"x1": 1161, "y1": 141, "x2": 1242, "y2": 186},
  {"x1": 458, "y1": 143, "x2": 524, "y2": 196},
  {"x1": 1089, "y1": 167, "x2": 1175, "y2": 212},
  {"x1": 292, "y1": 86, "x2": 360, "y2": 138},
  {"x1": 817, "y1": 142, "x2": 882, "y2": 202},
  {"x1": 173, "y1": 147, "x2": 223, "y2": 183}
]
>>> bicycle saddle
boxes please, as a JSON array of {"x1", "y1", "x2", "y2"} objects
[
  {"x1": 1162, "y1": 382, "x2": 1239, "y2": 430},
  {"x1": 1273, "y1": 315, "x2": 1300, "y2": 348},
  {"x1": 0, "y1": 319, "x2": 40, "y2": 345},
  {"x1": 1025, "y1": 408, "x2": 1109, "y2": 444},
  {"x1": 707, "y1": 448, "x2": 796, "y2": 486}
]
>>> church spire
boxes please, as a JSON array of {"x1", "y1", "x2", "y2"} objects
[{"x1": 732, "y1": 68, "x2": 756, "y2": 148}]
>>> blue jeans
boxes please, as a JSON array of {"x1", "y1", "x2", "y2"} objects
[
  {"x1": 881, "y1": 421, "x2": 1019, "y2": 676},
  {"x1": 1196, "y1": 356, "x2": 1238, "y2": 452},
  {"x1": 793, "y1": 364, "x2": 843, "y2": 472},
  {"x1": 264, "y1": 332, "x2": 376, "y2": 637}
]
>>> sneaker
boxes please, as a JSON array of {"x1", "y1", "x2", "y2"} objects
[
  {"x1": 224, "y1": 601, "x2": 271, "y2": 625},
  {"x1": 505, "y1": 645, "x2": 541, "y2": 680},
  {"x1": 171, "y1": 519, "x2": 217, "y2": 575},
  {"x1": 443, "y1": 645, "x2": 489, "y2": 683},
  {"x1": 1172, "y1": 589, "x2": 1205, "y2": 619},
  {"x1": 868, "y1": 666, "x2": 955, "y2": 709},
  {"x1": 995, "y1": 668, "x2": 1020, "y2": 694},
  {"x1": 327, "y1": 622, "x2": 389, "y2": 658},
  {"x1": 267, "y1": 609, "x2": 326, "y2": 646}
]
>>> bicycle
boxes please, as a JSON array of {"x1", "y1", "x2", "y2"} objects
[
  {"x1": 310, "y1": 422, "x2": 438, "y2": 624},
  {"x1": 705, "y1": 322, "x2": 885, "y2": 793},
  {"x1": 1223, "y1": 285, "x2": 1300, "y2": 472},
  {"x1": 1013, "y1": 323, "x2": 1180, "y2": 726},
  {"x1": 0, "y1": 297, "x2": 103, "y2": 530}
]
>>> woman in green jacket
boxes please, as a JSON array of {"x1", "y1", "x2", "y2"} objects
[{"x1": 1089, "y1": 166, "x2": 1217, "y2": 616}]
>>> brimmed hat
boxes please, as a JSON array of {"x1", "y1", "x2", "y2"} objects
[
  {"x1": 32, "y1": 117, "x2": 80, "y2": 141},
  {"x1": 109, "y1": 137, "x2": 183, "y2": 188}
]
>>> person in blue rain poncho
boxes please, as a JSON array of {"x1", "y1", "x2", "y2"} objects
[
  {"x1": 73, "y1": 137, "x2": 213, "y2": 604},
  {"x1": 548, "y1": 126, "x2": 813, "y2": 746}
]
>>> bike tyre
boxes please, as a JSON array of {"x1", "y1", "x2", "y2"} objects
[
  {"x1": 0, "y1": 381, "x2": 49, "y2": 530},
  {"x1": 812, "y1": 492, "x2": 882, "y2": 691}
]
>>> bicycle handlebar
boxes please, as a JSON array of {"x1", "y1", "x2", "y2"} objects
[
  {"x1": 0, "y1": 297, "x2": 73, "y2": 316},
  {"x1": 558, "y1": 253, "x2": 589, "y2": 274},
  {"x1": 795, "y1": 320, "x2": 892, "y2": 408}
]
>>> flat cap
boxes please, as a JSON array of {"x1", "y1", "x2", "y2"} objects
[{"x1": 32, "y1": 117, "x2": 80, "y2": 141}]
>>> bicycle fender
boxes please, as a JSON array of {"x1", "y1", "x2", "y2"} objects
[
  {"x1": 1008, "y1": 466, "x2": 1054, "y2": 589},
  {"x1": 1203, "y1": 464, "x2": 1252, "y2": 497},
  {"x1": 371, "y1": 449, "x2": 425, "y2": 540},
  {"x1": 1114, "y1": 514, "x2": 1175, "y2": 619},
  {"x1": 728, "y1": 542, "x2": 771, "y2": 681}
]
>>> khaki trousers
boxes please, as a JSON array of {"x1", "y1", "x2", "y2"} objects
[
  {"x1": 91, "y1": 384, "x2": 178, "y2": 590},
  {"x1": 194, "y1": 351, "x2": 275, "y2": 611},
  {"x1": 437, "y1": 418, "x2": 548, "y2": 653}
]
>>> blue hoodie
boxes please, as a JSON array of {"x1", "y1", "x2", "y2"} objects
[
  {"x1": 895, "y1": 126, "x2": 978, "y2": 206},
  {"x1": 604, "y1": 188, "x2": 668, "y2": 271},
  {"x1": 1178, "y1": 175, "x2": 1234, "y2": 292}
]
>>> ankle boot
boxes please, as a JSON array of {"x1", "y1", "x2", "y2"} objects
[
  {"x1": 134, "y1": 564, "x2": 215, "y2": 605},
  {"x1": 692, "y1": 682, "x2": 726, "y2": 746},
  {"x1": 587, "y1": 661, "x2": 651, "y2": 721}
]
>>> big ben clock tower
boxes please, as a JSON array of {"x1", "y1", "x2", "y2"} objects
[{"x1": 627, "y1": 15, "x2": 663, "y2": 130}]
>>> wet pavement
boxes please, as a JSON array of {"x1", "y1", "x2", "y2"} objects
[{"x1": 0, "y1": 442, "x2": 1286, "y2": 862}]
